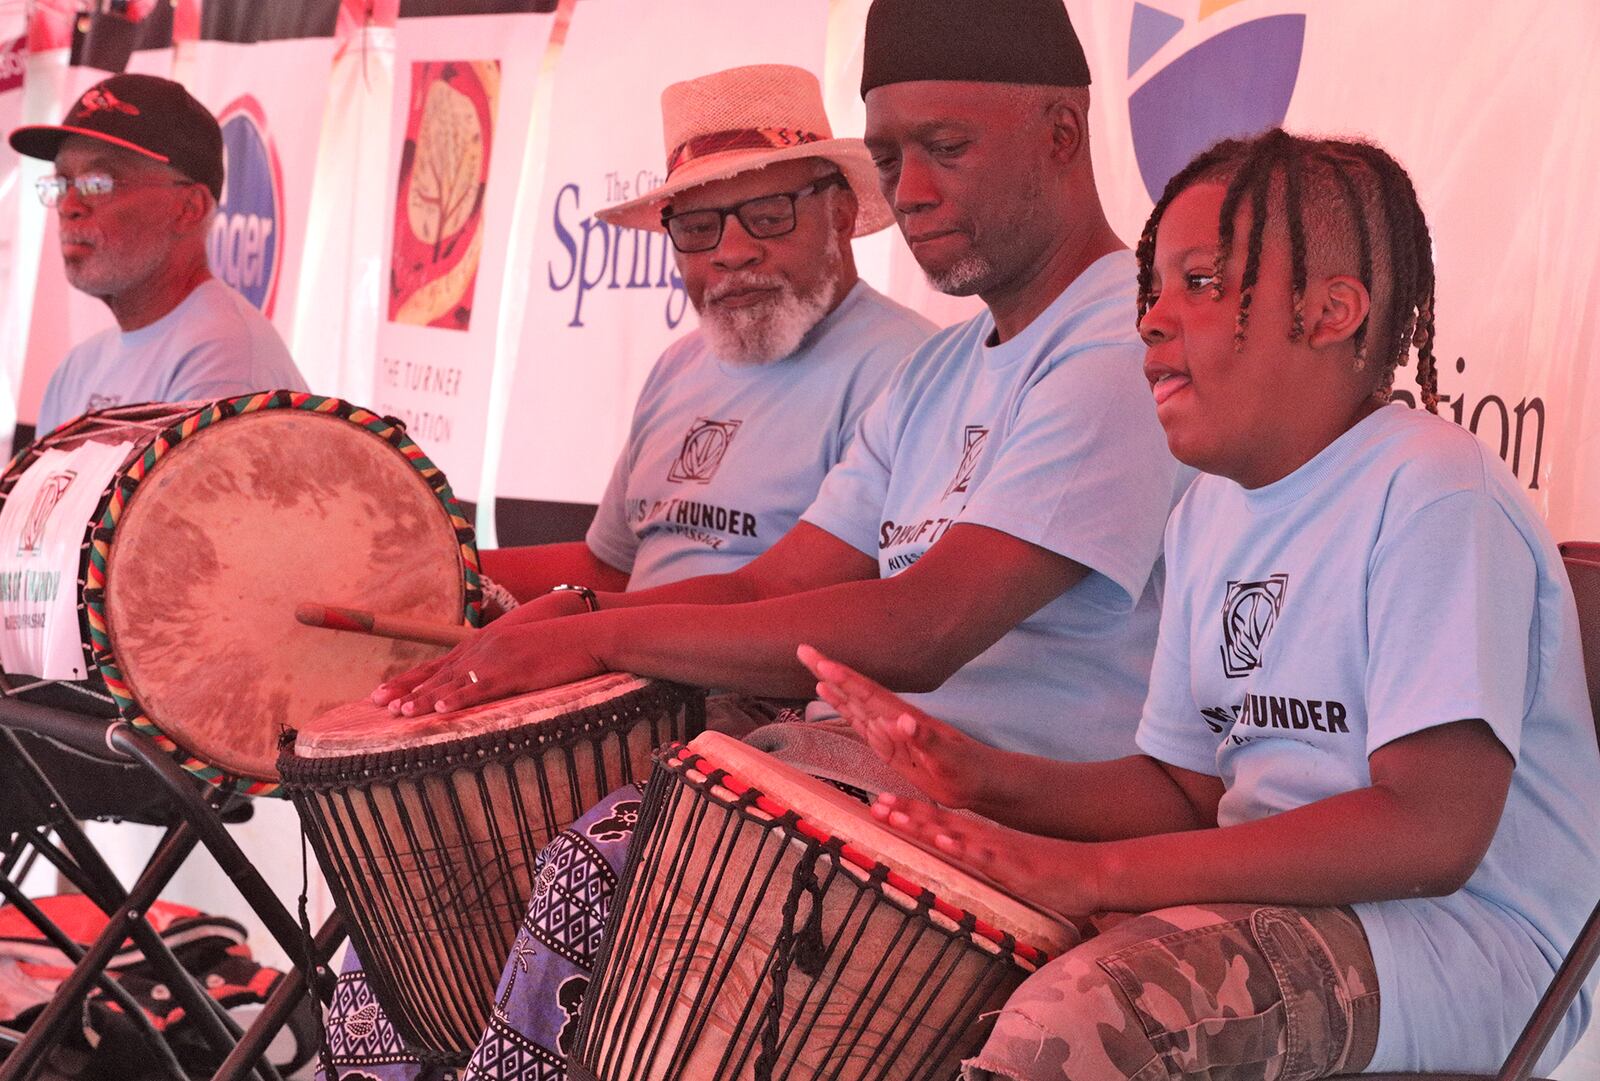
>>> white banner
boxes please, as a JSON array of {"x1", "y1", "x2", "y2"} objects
[
  {"x1": 491, "y1": 0, "x2": 830, "y2": 510},
  {"x1": 0, "y1": 439, "x2": 131, "y2": 680},
  {"x1": 0, "y1": 25, "x2": 26, "y2": 455},
  {"x1": 370, "y1": 10, "x2": 557, "y2": 504},
  {"x1": 177, "y1": 34, "x2": 338, "y2": 350},
  {"x1": 1051, "y1": 0, "x2": 1600, "y2": 541},
  {"x1": 289, "y1": 17, "x2": 398, "y2": 404}
]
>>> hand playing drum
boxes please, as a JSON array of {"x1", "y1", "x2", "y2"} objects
[
  {"x1": 372, "y1": 593, "x2": 610, "y2": 716},
  {"x1": 796, "y1": 643, "x2": 1002, "y2": 811}
]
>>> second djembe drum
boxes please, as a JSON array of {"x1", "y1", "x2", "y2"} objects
[{"x1": 571, "y1": 730, "x2": 1079, "y2": 1081}]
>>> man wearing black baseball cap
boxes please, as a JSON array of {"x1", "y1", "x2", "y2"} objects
[{"x1": 9, "y1": 73, "x2": 305, "y2": 435}]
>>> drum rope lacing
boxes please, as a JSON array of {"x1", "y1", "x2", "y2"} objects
[
  {"x1": 671, "y1": 747, "x2": 1044, "y2": 968},
  {"x1": 572, "y1": 746, "x2": 1054, "y2": 1080},
  {"x1": 297, "y1": 815, "x2": 343, "y2": 1081},
  {"x1": 750, "y1": 805, "x2": 829, "y2": 1081}
]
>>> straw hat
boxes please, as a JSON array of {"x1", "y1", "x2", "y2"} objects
[{"x1": 596, "y1": 64, "x2": 893, "y2": 237}]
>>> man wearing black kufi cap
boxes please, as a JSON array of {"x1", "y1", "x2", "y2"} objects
[
  {"x1": 779, "y1": 0, "x2": 1181, "y2": 761},
  {"x1": 859, "y1": 0, "x2": 1111, "y2": 319}
]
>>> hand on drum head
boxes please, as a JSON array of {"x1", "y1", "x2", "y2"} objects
[
  {"x1": 371, "y1": 615, "x2": 606, "y2": 715},
  {"x1": 797, "y1": 644, "x2": 997, "y2": 811},
  {"x1": 871, "y1": 792, "x2": 1098, "y2": 918}
]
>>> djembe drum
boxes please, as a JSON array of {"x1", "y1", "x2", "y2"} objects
[
  {"x1": 0, "y1": 393, "x2": 479, "y2": 796},
  {"x1": 570, "y1": 730, "x2": 1079, "y2": 1081},
  {"x1": 278, "y1": 673, "x2": 705, "y2": 1062}
]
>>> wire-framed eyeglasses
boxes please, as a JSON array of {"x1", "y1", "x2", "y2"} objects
[
  {"x1": 661, "y1": 173, "x2": 848, "y2": 254},
  {"x1": 35, "y1": 172, "x2": 195, "y2": 208}
]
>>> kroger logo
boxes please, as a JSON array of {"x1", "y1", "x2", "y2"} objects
[
  {"x1": 209, "y1": 96, "x2": 282, "y2": 316},
  {"x1": 1126, "y1": 3, "x2": 1305, "y2": 202}
]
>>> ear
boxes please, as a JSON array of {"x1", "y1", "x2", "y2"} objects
[
  {"x1": 831, "y1": 185, "x2": 859, "y2": 237},
  {"x1": 175, "y1": 185, "x2": 212, "y2": 232},
  {"x1": 1306, "y1": 275, "x2": 1371, "y2": 349},
  {"x1": 1047, "y1": 98, "x2": 1087, "y2": 164}
]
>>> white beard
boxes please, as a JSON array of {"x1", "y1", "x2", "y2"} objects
[
  {"x1": 696, "y1": 250, "x2": 842, "y2": 366},
  {"x1": 924, "y1": 253, "x2": 994, "y2": 297},
  {"x1": 62, "y1": 234, "x2": 171, "y2": 300}
]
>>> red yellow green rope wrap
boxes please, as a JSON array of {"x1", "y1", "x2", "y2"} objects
[{"x1": 69, "y1": 391, "x2": 484, "y2": 797}]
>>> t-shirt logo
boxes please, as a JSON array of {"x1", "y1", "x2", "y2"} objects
[
  {"x1": 1220, "y1": 573, "x2": 1288, "y2": 678},
  {"x1": 943, "y1": 425, "x2": 989, "y2": 499},
  {"x1": 18, "y1": 471, "x2": 76, "y2": 557},
  {"x1": 668, "y1": 418, "x2": 742, "y2": 484}
]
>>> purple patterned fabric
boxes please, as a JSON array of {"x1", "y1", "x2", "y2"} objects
[{"x1": 316, "y1": 786, "x2": 645, "y2": 1081}]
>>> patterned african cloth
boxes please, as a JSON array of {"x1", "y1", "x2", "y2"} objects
[{"x1": 317, "y1": 786, "x2": 644, "y2": 1081}]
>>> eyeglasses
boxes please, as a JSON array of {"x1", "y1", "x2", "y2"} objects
[
  {"x1": 35, "y1": 172, "x2": 194, "y2": 208},
  {"x1": 661, "y1": 173, "x2": 847, "y2": 253}
]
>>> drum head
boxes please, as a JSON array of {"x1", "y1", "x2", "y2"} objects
[
  {"x1": 103, "y1": 409, "x2": 467, "y2": 787},
  {"x1": 684, "y1": 730, "x2": 1077, "y2": 957},
  {"x1": 295, "y1": 672, "x2": 650, "y2": 758}
]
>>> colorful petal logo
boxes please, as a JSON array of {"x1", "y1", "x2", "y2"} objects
[{"x1": 1127, "y1": 3, "x2": 1306, "y2": 202}]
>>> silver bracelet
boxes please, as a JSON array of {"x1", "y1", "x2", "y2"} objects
[{"x1": 549, "y1": 583, "x2": 599, "y2": 613}]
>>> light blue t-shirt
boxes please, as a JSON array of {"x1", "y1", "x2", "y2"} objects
[
  {"x1": 1137, "y1": 403, "x2": 1600, "y2": 1074},
  {"x1": 36, "y1": 279, "x2": 308, "y2": 434},
  {"x1": 803, "y1": 251, "x2": 1181, "y2": 761},
  {"x1": 586, "y1": 281, "x2": 933, "y2": 591}
]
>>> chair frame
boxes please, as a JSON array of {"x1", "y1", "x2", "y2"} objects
[{"x1": 0, "y1": 697, "x2": 345, "y2": 1081}]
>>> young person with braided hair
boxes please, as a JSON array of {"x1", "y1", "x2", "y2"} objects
[{"x1": 797, "y1": 129, "x2": 1600, "y2": 1079}]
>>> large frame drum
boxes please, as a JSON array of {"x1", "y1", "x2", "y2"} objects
[
  {"x1": 278, "y1": 674, "x2": 705, "y2": 1063},
  {"x1": 571, "y1": 731, "x2": 1079, "y2": 1081},
  {"x1": 0, "y1": 393, "x2": 481, "y2": 795}
]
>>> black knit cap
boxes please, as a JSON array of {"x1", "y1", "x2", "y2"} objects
[
  {"x1": 861, "y1": 0, "x2": 1091, "y2": 97},
  {"x1": 8, "y1": 74, "x2": 224, "y2": 199}
]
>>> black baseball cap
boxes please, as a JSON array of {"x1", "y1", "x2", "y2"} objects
[{"x1": 8, "y1": 73, "x2": 224, "y2": 199}]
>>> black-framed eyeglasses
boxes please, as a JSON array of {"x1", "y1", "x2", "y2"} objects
[
  {"x1": 661, "y1": 173, "x2": 847, "y2": 253},
  {"x1": 35, "y1": 172, "x2": 194, "y2": 208}
]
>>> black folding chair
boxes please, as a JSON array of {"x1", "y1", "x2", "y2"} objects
[
  {"x1": 1331, "y1": 551, "x2": 1600, "y2": 1081},
  {"x1": 0, "y1": 687, "x2": 345, "y2": 1081}
]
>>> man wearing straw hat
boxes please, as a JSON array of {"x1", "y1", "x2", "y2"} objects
[
  {"x1": 477, "y1": 63, "x2": 932, "y2": 622},
  {"x1": 317, "y1": 63, "x2": 931, "y2": 1081}
]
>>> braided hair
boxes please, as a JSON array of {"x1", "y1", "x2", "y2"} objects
[{"x1": 1134, "y1": 129, "x2": 1440, "y2": 412}]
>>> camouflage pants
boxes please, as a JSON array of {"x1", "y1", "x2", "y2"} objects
[{"x1": 964, "y1": 904, "x2": 1379, "y2": 1081}]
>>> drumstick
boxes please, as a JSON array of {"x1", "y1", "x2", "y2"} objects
[{"x1": 295, "y1": 603, "x2": 474, "y2": 647}]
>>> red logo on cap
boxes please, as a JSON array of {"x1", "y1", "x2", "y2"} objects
[{"x1": 77, "y1": 89, "x2": 140, "y2": 117}]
